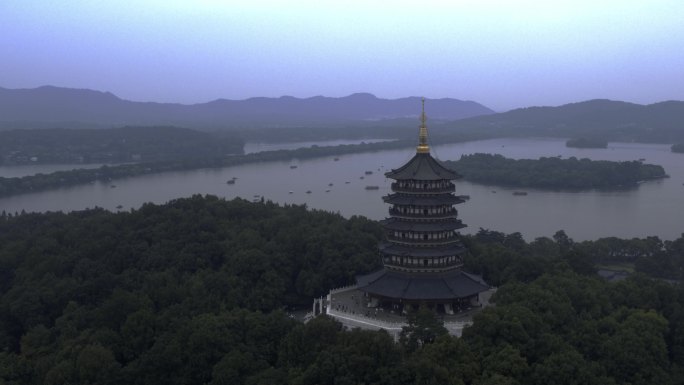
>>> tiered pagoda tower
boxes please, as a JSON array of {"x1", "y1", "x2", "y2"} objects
[{"x1": 356, "y1": 99, "x2": 488, "y2": 314}]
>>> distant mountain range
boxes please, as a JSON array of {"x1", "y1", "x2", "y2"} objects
[
  {"x1": 3, "y1": 86, "x2": 683, "y2": 143},
  {"x1": 443, "y1": 99, "x2": 684, "y2": 143},
  {"x1": 0, "y1": 86, "x2": 494, "y2": 129}
]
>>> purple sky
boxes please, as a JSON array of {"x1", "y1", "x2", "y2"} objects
[{"x1": 2, "y1": 0, "x2": 684, "y2": 111}]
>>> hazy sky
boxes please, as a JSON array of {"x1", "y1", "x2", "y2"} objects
[{"x1": 2, "y1": 0, "x2": 684, "y2": 111}]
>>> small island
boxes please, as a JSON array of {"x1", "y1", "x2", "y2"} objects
[
  {"x1": 672, "y1": 143, "x2": 684, "y2": 153},
  {"x1": 566, "y1": 137, "x2": 608, "y2": 149},
  {"x1": 445, "y1": 153, "x2": 667, "y2": 190}
]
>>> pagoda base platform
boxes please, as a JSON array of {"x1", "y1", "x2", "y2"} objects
[{"x1": 321, "y1": 285, "x2": 496, "y2": 338}]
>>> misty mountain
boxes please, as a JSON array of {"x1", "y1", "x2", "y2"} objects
[
  {"x1": 0, "y1": 86, "x2": 494, "y2": 130},
  {"x1": 447, "y1": 99, "x2": 684, "y2": 142}
]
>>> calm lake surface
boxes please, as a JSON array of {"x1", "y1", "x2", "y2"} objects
[{"x1": 1, "y1": 138, "x2": 682, "y2": 241}]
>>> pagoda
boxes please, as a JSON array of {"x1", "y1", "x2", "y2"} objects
[{"x1": 354, "y1": 98, "x2": 489, "y2": 315}]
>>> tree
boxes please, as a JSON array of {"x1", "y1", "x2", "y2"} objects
[
  {"x1": 418, "y1": 335, "x2": 479, "y2": 385},
  {"x1": 600, "y1": 310, "x2": 670, "y2": 385},
  {"x1": 400, "y1": 306, "x2": 448, "y2": 351},
  {"x1": 479, "y1": 344, "x2": 528, "y2": 385},
  {"x1": 76, "y1": 344, "x2": 121, "y2": 385},
  {"x1": 530, "y1": 348, "x2": 611, "y2": 385}
]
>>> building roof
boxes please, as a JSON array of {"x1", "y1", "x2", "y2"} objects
[
  {"x1": 379, "y1": 242, "x2": 466, "y2": 257},
  {"x1": 381, "y1": 217, "x2": 466, "y2": 231},
  {"x1": 356, "y1": 268, "x2": 489, "y2": 300},
  {"x1": 383, "y1": 193, "x2": 465, "y2": 206},
  {"x1": 385, "y1": 153, "x2": 460, "y2": 181}
]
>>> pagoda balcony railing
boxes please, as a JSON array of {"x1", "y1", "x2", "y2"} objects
[
  {"x1": 389, "y1": 208, "x2": 457, "y2": 219},
  {"x1": 390, "y1": 182, "x2": 455, "y2": 194},
  {"x1": 383, "y1": 263, "x2": 463, "y2": 273},
  {"x1": 386, "y1": 236, "x2": 460, "y2": 246}
]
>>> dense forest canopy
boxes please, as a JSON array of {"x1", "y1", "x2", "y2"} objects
[
  {"x1": 446, "y1": 153, "x2": 667, "y2": 190},
  {"x1": 1, "y1": 196, "x2": 684, "y2": 384}
]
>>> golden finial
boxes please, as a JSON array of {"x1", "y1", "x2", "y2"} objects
[{"x1": 417, "y1": 97, "x2": 430, "y2": 153}]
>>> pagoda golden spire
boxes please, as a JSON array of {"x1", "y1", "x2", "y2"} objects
[{"x1": 416, "y1": 97, "x2": 430, "y2": 154}]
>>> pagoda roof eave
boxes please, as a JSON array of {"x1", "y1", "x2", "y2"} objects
[
  {"x1": 385, "y1": 153, "x2": 461, "y2": 181},
  {"x1": 355, "y1": 268, "x2": 489, "y2": 300},
  {"x1": 383, "y1": 194, "x2": 465, "y2": 206}
]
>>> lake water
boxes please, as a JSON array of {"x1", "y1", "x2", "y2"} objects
[{"x1": 1, "y1": 138, "x2": 682, "y2": 241}]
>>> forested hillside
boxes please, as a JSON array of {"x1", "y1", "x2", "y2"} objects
[
  {"x1": 0, "y1": 126, "x2": 244, "y2": 165},
  {"x1": 450, "y1": 99, "x2": 684, "y2": 143},
  {"x1": 1, "y1": 197, "x2": 684, "y2": 384}
]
